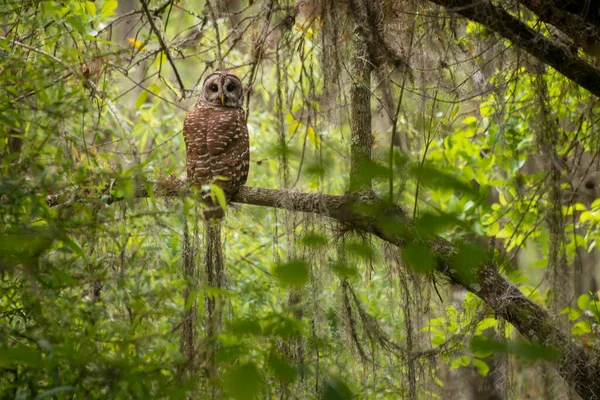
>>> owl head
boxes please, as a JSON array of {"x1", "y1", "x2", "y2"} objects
[{"x1": 200, "y1": 72, "x2": 244, "y2": 108}]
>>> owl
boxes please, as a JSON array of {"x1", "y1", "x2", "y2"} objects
[{"x1": 183, "y1": 72, "x2": 249, "y2": 219}]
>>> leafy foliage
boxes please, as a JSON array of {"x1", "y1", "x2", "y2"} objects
[{"x1": 2, "y1": 0, "x2": 600, "y2": 399}]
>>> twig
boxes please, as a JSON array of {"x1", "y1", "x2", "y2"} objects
[
  {"x1": 245, "y1": 0, "x2": 275, "y2": 121},
  {"x1": 140, "y1": 0, "x2": 186, "y2": 99},
  {"x1": 205, "y1": 0, "x2": 223, "y2": 70},
  {"x1": 0, "y1": 35, "x2": 141, "y2": 165}
]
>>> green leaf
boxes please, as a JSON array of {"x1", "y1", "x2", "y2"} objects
[
  {"x1": 410, "y1": 164, "x2": 480, "y2": 198},
  {"x1": 402, "y1": 244, "x2": 435, "y2": 274},
  {"x1": 320, "y1": 377, "x2": 354, "y2": 400},
  {"x1": 476, "y1": 318, "x2": 498, "y2": 334},
  {"x1": 113, "y1": 177, "x2": 135, "y2": 204},
  {"x1": 0, "y1": 346, "x2": 44, "y2": 368},
  {"x1": 224, "y1": 363, "x2": 262, "y2": 400},
  {"x1": 463, "y1": 115, "x2": 477, "y2": 125},
  {"x1": 60, "y1": 236, "x2": 84, "y2": 257},
  {"x1": 450, "y1": 242, "x2": 487, "y2": 284},
  {"x1": 588, "y1": 300, "x2": 600, "y2": 320},
  {"x1": 349, "y1": 160, "x2": 389, "y2": 190},
  {"x1": 416, "y1": 212, "x2": 465, "y2": 235},
  {"x1": 155, "y1": 51, "x2": 167, "y2": 69},
  {"x1": 300, "y1": 233, "x2": 329, "y2": 247},
  {"x1": 559, "y1": 306, "x2": 582, "y2": 321},
  {"x1": 431, "y1": 335, "x2": 445, "y2": 346},
  {"x1": 184, "y1": 289, "x2": 198, "y2": 311},
  {"x1": 329, "y1": 262, "x2": 359, "y2": 280},
  {"x1": 470, "y1": 336, "x2": 506, "y2": 357},
  {"x1": 210, "y1": 184, "x2": 228, "y2": 210},
  {"x1": 230, "y1": 317, "x2": 263, "y2": 335},
  {"x1": 345, "y1": 240, "x2": 375, "y2": 260},
  {"x1": 471, "y1": 336, "x2": 559, "y2": 362},
  {"x1": 572, "y1": 321, "x2": 592, "y2": 335},
  {"x1": 450, "y1": 355, "x2": 471, "y2": 370},
  {"x1": 85, "y1": 1, "x2": 96, "y2": 17},
  {"x1": 264, "y1": 316, "x2": 304, "y2": 339},
  {"x1": 273, "y1": 259, "x2": 310, "y2": 287},
  {"x1": 135, "y1": 90, "x2": 150, "y2": 110},
  {"x1": 577, "y1": 293, "x2": 591, "y2": 311},
  {"x1": 100, "y1": 0, "x2": 118, "y2": 19},
  {"x1": 509, "y1": 341, "x2": 559, "y2": 362},
  {"x1": 473, "y1": 359, "x2": 490, "y2": 377},
  {"x1": 268, "y1": 353, "x2": 297, "y2": 383},
  {"x1": 66, "y1": 15, "x2": 87, "y2": 34},
  {"x1": 0, "y1": 230, "x2": 55, "y2": 264}
]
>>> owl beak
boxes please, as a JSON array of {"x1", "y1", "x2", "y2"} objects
[{"x1": 220, "y1": 94, "x2": 225, "y2": 105}]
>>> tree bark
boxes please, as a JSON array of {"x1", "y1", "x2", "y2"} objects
[
  {"x1": 428, "y1": 0, "x2": 600, "y2": 98},
  {"x1": 347, "y1": 0, "x2": 407, "y2": 69},
  {"x1": 348, "y1": 0, "x2": 373, "y2": 192},
  {"x1": 520, "y1": 0, "x2": 600, "y2": 28},
  {"x1": 518, "y1": 0, "x2": 600, "y2": 54}
]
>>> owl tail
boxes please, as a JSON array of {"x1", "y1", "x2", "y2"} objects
[
  {"x1": 201, "y1": 190, "x2": 226, "y2": 221},
  {"x1": 203, "y1": 205, "x2": 225, "y2": 220}
]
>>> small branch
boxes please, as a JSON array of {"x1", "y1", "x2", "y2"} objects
[
  {"x1": 205, "y1": 0, "x2": 223, "y2": 70},
  {"x1": 1, "y1": 35, "x2": 64, "y2": 64},
  {"x1": 1, "y1": 36, "x2": 141, "y2": 165},
  {"x1": 88, "y1": 79, "x2": 142, "y2": 165},
  {"x1": 245, "y1": 0, "x2": 275, "y2": 120},
  {"x1": 140, "y1": 0, "x2": 186, "y2": 99}
]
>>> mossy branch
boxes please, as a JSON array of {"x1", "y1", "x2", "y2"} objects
[{"x1": 47, "y1": 181, "x2": 600, "y2": 399}]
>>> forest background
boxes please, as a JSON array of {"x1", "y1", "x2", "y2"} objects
[{"x1": 2, "y1": 0, "x2": 600, "y2": 399}]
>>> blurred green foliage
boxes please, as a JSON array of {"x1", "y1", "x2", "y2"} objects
[{"x1": 2, "y1": 0, "x2": 600, "y2": 399}]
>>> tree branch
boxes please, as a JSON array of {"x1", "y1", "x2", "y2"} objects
[
  {"x1": 429, "y1": 0, "x2": 600, "y2": 98},
  {"x1": 522, "y1": 0, "x2": 600, "y2": 28},
  {"x1": 232, "y1": 186, "x2": 600, "y2": 400},
  {"x1": 140, "y1": 0, "x2": 186, "y2": 99},
  {"x1": 346, "y1": 0, "x2": 408, "y2": 69},
  {"x1": 53, "y1": 180, "x2": 600, "y2": 398},
  {"x1": 518, "y1": 0, "x2": 600, "y2": 54}
]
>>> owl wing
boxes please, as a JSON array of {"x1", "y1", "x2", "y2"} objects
[{"x1": 183, "y1": 106, "x2": 212, "y2": 186}]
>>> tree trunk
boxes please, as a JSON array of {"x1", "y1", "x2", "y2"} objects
[{"x1": 348, "y1": 0, "x2": 373, "y2": 193}]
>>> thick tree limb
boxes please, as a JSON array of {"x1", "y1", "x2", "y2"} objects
[
  {"x1": 524, "y1": 0, "x2": 600, "y2": 28},
  {"x1": 518, "y1": 0, "x2": 600, "y2": 53},
  {"x1": 429, "y1": 0, "x2": 600, "y2": 98}
]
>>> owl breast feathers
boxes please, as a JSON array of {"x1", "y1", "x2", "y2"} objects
[{"x1": 183, "y1": 73, "x2": 250, "y2": 219}]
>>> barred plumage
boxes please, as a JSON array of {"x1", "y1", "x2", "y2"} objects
[{"x1": 183, "y1": 72, "x2": 249, "y2": 219}]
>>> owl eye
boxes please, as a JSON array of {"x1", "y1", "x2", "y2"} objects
[
  {"x1": 210, "y1": 84, "x2": 218, "y2": 92},
  {"x1": 226, "y1": 83, "x2": 235, "y2": 92}
]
